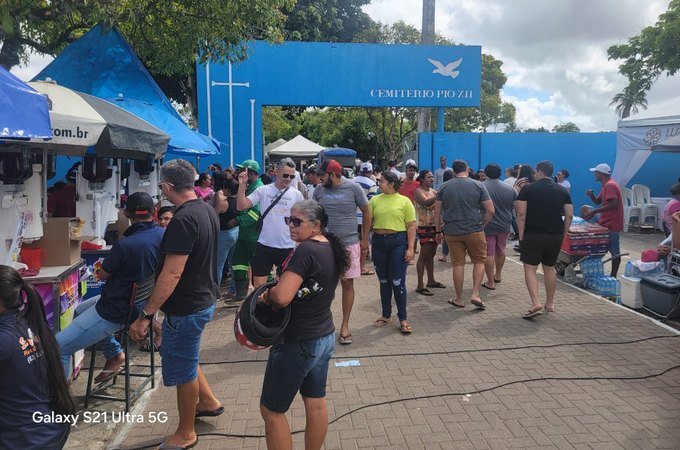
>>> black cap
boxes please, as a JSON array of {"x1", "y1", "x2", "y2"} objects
[{"x1": 125, "y1": 192, "x2": 155, "y2": 217}]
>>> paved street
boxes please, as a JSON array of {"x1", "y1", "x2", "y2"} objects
[{"x1": 66, "y1": 232, "x2": 680, "y2": 449}]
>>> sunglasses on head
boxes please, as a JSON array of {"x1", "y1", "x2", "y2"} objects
[
  {"x1": 284, "y1": 216, "x2": 309, "y2": 227},
  {"x1": 280, "y1": 173, "x2": 295, "y2": 179}
]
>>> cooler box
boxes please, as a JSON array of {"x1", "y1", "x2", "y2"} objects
[
  {"x1": 620, "y1": 276, "x2": 643, "y2": 309},
  {"x1": 640, "y1": 273, "x2": 680, "y2": 318}
]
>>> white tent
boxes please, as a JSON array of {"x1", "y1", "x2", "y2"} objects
[
  {"x1": 267, "y1": 135, "x2": 324, "y2": 158},
  {"x1": 612, "y1": 98, "x2": 680, "y2": 188},
  {"x1": 264, "y1": 138, "x2": 287, "y2": 154}
]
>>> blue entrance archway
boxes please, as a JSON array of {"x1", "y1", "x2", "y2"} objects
[{"x1": 196, "y1": 41, "x2": 481, "y2": 167}]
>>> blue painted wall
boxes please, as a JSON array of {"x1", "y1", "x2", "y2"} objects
[
  {"x1": 419, "y1": 131, "x2": 677, "y2": 210},
  {"x1": 196, "y1": 40, "x2": 481, "y2": 168}
]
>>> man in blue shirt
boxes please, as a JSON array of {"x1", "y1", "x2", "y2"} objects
[{"x1": 56, "y1": 192, "x2": 165, "y2": 382}]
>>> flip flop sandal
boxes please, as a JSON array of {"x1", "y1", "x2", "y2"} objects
[
  {"x1": 195, "y1": 406, "x2": 225, "y2": 418},
  {"x1": 372, "y1": 317, "x2": 393, "y2": 327},
  {"x1": 400, "y1": 322, "x2": 413, "y2": 334},
  {"x1": 481, "y1": 282, "x2": 496, "y2": 290},
  {"x1": 494, "y1": 278, "x2": 502, "y2": 283},
  {"x1": 361, "y1": 270, "x2": 375, "y2": 276},
  {"x1": 94, "y1": 368, "x2": 124, "y2": 384},
  {"x1": 471, "y1": 299, "x2": 486, "y2": 309},
  {"x1": 158, "y1": 438, "x2": 199, "y2": 449},
  {"x1": 446, "y1": 299, "x2": 465, "y2": 308},
  {"x1": 522, "y1": 307, "x2": 544, "y2": 319},
  {"x1": 339, "y1": 334, "x2": 353, "y2": 345},
  {"x1": 426, "y1": 282, "x2": 446, "y2": 288},
  {"x1": 415, "y1": 288, "x2": 434, "y2": 296}
]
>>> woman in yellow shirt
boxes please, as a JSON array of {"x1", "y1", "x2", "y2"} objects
[{"x1": 368, "y1": 172, "x2": 417, "y2": 334}]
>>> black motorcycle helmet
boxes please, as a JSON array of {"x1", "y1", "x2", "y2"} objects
[{"x1": 234, "y1": 282, "x2": 291, "y2": 350}]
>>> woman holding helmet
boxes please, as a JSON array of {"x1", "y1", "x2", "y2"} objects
[{"x1": 258, "y1": 199, "x2": 349, "y2": 450}]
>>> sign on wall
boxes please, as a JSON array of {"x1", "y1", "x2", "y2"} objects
[{"x1": 197, "y1": 41, "x2": 481, "y2": 166}]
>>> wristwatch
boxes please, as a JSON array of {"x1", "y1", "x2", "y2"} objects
[{"x1": 139, "y1": 309, "x2": 154, "y2": 321}]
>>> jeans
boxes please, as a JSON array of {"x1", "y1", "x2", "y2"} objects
[
  {"x1": 55, "y1": 296, "x2": 124, "y2": 379},
  {"x1": 261, "y1": 332, "x2": 334, "y2": 413},
  {"x1": 161, "y1": 305, "x2": 215, "y2": 386},
  {"x1": 371, "y1": 232, "x2": 409, "y2": 321},
  {"x1": 216, "y1": 227, "x2": 239, "y2": 286}
]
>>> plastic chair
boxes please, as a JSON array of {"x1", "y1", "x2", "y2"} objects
[
  {"x1": 84, "y1": 275, "x2": 156, "y2": 412},
  {"x1": 622, "y1": 187, "x2": 641, "y2": 232},
  {"x1": 631, "y1": 184, "x2": 657, "y2": 227}
]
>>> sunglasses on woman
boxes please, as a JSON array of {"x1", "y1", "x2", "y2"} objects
[{"x1": 284, "y1": 216, "x2": 310, "y2": 227}]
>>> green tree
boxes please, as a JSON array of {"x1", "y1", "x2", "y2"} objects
[
  {"x1": 609, "y1": 82, "x2": 649, "y2": 119},
  {"x1": 607, "y1": 0, "x2": 680, "y2": 115},
  {"x1": 524, "y1": 127, "x2": 549, "y2": 133},
  {"x1": 0, "y1": 0, "x2": 293, "y2": 120},
  {"x1": 552, "y1": 122, "x2": 580, "y2": 132},
  {"x1": 282, "y1": 0, "x2": 373, "y2": 43}
]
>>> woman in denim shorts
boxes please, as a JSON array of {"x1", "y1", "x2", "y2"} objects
[{"x1": 260, "y1": 200, "x2": 349, "y2": 450}]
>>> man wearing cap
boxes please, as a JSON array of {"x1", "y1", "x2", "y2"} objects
[
  {"x1": 304, "y1": 164, "x2": 321, "y2": 199},
  {"x1": 314, "y1": 159, "x2": 370, "y2": 344},
  {"x1": 399, "y1": 160, "x2": 420, "y2": 203},
  {"x1": 238, "y1": 157, "x2": 304, "y2": 289},
  {"x1": 228, "y1": 159, "x2": 263, "y2": 301},
  {"x1": 583, "y1": 162, "x2": 624, "y2": 277},
  {"x1": 56, "y1": 192, "x2": 165, "y2": 382},
  {"x1": 129, "y1": 159, "x2": 223, "y2": 450},
  {"x1": 354, "y1": 162, "x2": 379, "y2": 275}
]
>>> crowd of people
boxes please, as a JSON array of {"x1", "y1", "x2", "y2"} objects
[{"x1": 5, "y1": 153, "x2": 680, "y2": 450}]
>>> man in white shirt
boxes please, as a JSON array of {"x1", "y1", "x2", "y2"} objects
[
  {"x1": 237, "y1": 158, "x2": 304, "y2": 288},
  {"x1": 434, "y1": 155, "x2": 447, "y2": 190},
  {"x1": 388, "y1": 160, "x2": 403, "y2": 180}
]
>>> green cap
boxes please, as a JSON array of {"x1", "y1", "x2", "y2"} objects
[{"x1": 236, "y1": 159, "x2": 260, "y2": 173}]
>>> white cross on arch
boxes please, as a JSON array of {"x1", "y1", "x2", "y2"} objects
[{"x1": 207, "y1": 60, "x2": 250, "y2": 166}]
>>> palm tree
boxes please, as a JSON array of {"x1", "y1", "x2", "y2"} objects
[{"x1": 610, "y1": 83, "x2": 649, "y2": 119}]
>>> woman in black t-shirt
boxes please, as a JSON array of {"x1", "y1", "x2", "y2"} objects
[
  {"x1": 260, "y1": 200, "x2": 349, "y2": 450},
  {"x1": 212, "y1": 174, "x2": 240, "y2": 289},
  {"x1": 0, "y1": 265, "x2": 74, "y2": 449}
]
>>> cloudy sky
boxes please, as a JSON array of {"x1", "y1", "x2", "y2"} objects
[
  {"x1": 364, "y1": 0, "x2": 680, "y2": 131},
  {"x1": 12, "y1": 1, "x2": 678, "y2": 132}
]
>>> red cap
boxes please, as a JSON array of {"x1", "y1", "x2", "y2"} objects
[{"x1": 319, "y1": 160, "x2": 343, "y2": 174}]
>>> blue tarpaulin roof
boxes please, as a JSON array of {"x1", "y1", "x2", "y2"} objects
[
  {"x1": 1, "y1": 67, "x2": 52, "y2": 140},
  {"x1": 32, "y1": 24, "x2": 219, "y2": 156}
]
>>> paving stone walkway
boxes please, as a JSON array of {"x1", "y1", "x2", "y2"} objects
[{"x1": 66, "y1": 233, "x2": 680, "y2": 449}]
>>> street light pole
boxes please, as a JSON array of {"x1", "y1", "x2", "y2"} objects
[{"x1": 417, "y1": 0, "x2": 436, "y2": 135}]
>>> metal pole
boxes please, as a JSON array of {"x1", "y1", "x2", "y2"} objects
[{"x1": 417, "y1": 0, "x2": 436, "y2": 135}]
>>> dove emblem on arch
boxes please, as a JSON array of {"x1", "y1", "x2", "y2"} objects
[{"x1": 427, "y1": 57, "x2": 463, "y2": 79}]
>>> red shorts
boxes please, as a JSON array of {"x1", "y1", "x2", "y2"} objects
[{"x1": 417, "y1": 226, "x2": 437, "y2": 244}]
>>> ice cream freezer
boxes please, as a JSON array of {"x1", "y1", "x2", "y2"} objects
[{"x1": 22, "y1": 259, "x2": 87, "y2": 332}]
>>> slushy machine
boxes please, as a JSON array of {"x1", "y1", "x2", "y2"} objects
[{"x1": 0, "y1": 146, "x2": 51, "y2": 265}]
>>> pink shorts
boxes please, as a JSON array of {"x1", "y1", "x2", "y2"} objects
[
  {"x1": 486, "y1": 232, "x2": 510, "y2": 257},
  {"x1": 343, "y1": 242, "x2": 361, "y2": 280}
]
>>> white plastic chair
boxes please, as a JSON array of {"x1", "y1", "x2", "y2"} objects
[
  {"x1": 631, "y1": 184, "x2": 658, "y2": 227},
  {"x1": 622, "y1": 187, "x2": 641, "y2": 232}
]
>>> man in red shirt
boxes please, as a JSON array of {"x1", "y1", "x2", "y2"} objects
[
  {"x1": 583, "y1": 163, "x2": 624, "y2": 277},
  {"x1": 398, "y1": 160, "x2": 420, "y2": 203},
  {"x1": 47, "y1": 166, "x2": 77, "y2": 218}
]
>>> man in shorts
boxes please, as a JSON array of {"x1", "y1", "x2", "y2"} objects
[
  {"x1": 481, "y1": 163, "x2": 518, "y2": 290},
  {"x1": 583, "y1": 163, "x2": 624, "y2": 277},
  {"x1": 515, "y1": 160, "x2": 573, "y2": 318},
  {"x1": 435, "y1": 159, "x2": 495, "y2": 309},
  {"x1": 237, "y1": 157, "x2": 304, "y2": 288},
  {"x1": 314, "y1": 159, "x2": 370, "y2": 345},
  {"x1": 129, "y1": 159, "x2": 222, "y2": 449}
]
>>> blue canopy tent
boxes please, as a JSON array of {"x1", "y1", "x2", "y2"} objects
[
  {"x1": 32, "y1": 24, "x2": 219, "y2": 159},
  {"x1": 0, "y1": 67, "x2": 52, "y2": 140}
]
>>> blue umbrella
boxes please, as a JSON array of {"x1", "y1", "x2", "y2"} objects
[{"x1": 0, "y1": 67, "x2": 52, "y2": 140}]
